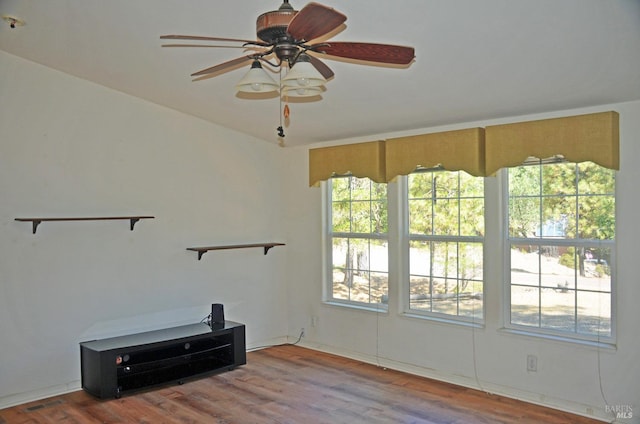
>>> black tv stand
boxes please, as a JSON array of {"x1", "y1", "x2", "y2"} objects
[{"x1": 80, "y1": 321, "x2": 246, "y2": 399}]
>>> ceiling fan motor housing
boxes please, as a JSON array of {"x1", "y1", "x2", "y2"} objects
[{"x1": 256, "y1": 5, "x2": 297, "y2": 44}]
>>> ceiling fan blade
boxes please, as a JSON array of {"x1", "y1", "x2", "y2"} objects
[
  {"x1": 317, "y1": 42, "x2": 415, "y2": 65},
  {"x1": 286, "y1": 2, "x2": 346, "y2": 42},
  {"x1": 162, "y1": 44, "x2": 264, "y2": 49},
  {"x1": 191, "y1": 56, "x2": 254, "y2": 77},
  {"x1": 160, "y1": 35, "x2": 266, "y2": 45},
  {"x1": 307, "y1": 54, "x2": 334, "y2": 79}
]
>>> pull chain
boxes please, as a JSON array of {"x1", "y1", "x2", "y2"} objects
[{"x1": 277, "y1": 67, "x2": 286, "y2": 139}]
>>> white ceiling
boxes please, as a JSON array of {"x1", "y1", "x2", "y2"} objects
[{"x1": 1, "y1": 0, "x2": 639, "y2": 147}]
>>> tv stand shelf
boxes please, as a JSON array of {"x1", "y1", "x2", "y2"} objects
[{"x1": 80, "y1": 321, "x2": 246, "y2": 399}]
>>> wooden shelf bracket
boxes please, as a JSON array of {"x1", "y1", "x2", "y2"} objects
[
  {"x1": 187, "y1": 243, "x2": 285, "y2": 260},
  {"x1": 15, "y1": 216, "x2": 155, "y2": 234}
]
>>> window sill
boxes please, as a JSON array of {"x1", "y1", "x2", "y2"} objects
[
  {"x1": 323, "y1": 300, "x2": 388, "y2": 314},
  {"x1": 401, "y1": 311, "x2": 484, "y2": 329},
  {"x1": 498, "y1": 328, "x2": 617, "y2": 350}
]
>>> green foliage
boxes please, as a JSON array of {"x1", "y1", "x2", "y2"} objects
[
  {"x1": 508, "y1": 161, "x2": 615, "y2": 241},
  {"x1": 331, "y1": 176, "x2": 388, "y2": 234},
  {"x1": 559, "y1": 247, "x2": 575, "y2": 268},
  {"x1": 408, "y1": 171, "x2": 484, "y2": 237}
]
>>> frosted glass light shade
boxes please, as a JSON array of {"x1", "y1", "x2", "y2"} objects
[
  {"x1": 236, "y1": 61, "x2": 279, "y2": 93},
  {"x1": 282, "y1": 59, "x2": 326, "y2": 88},
  {"x1": 281, "y1": 85, "x2": 324, "y2": 97}
]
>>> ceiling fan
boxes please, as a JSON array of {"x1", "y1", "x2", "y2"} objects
[{"x1": 160, "y1": 0, "x2": 415, "y2": 96}]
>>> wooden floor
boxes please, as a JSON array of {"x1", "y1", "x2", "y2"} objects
[{"x1": 0, "y1": 345, "x2": 601, "y2": 424}]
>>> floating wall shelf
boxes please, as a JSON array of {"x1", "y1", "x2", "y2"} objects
[
  {"x1": 15, "y1": 216, "x2": 155, "y2": 234},
  {"x1": 187, "y1": 243, "x2": 285, "y2": 260}
]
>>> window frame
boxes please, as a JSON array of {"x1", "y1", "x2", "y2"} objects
[
  {"x1": 319, "y1": 161, "x2": 616, "y2": 345},
  {"x1": 323, "y1": 177, "x2": 390, "y2": 311},
  {"x1": 400, "y1": 171, "x2": 485, "y2": 325},
  {"x1": 502, "y1": 162, "x2": 617, "y2": 345}
]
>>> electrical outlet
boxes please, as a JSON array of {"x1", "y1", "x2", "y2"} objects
[
  {"x1": 527, "y1": 354, "x2": 537, "y2": 372},
  {"x1": 311, "y1": 316, "x2": 318, "y2": 327}
]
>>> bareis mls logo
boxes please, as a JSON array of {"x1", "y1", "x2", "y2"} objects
[{"x1": 606, "y1": 404, "x2": 633, "y2": 419}]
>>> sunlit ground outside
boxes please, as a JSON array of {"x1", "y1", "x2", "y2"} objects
[
  {"x1": 331, "y1": 245, "x2": 610, "y2": 336},
  {"x1": 332, "y1": 242, "x2": 388, "y2": 304},
  {"x1": 510, "y1": 249, "x2": 611, "y2": 336}
]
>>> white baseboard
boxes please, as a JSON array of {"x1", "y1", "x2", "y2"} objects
[{"x1": 0, "y1": 381, "x2": 81, "y2": 410}]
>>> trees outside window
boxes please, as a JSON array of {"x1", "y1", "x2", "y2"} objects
[
  {"x1": 329, "y1": 176, "x2": 388, "y2": 306},
  {"x1": 323, "y1": 160, "x2": 615, "y2": 342},
  {"x1": 407, "y1": 171, "x2": 484, "y2": 321},
  {"x1": 507, "y1": 160, "x2": 615, "y2": 341}
]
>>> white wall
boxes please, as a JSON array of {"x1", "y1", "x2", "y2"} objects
[
  {"x1": 283, "y1": 101, "x2": 640, "y2": 423},
  {"x1": 0, "y1": 51, "x2": 289, "y2": 407}
]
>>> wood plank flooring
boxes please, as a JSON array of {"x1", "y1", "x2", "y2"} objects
[{"x1": 0, "y1": 344, "x2": 601, "y2": 424}]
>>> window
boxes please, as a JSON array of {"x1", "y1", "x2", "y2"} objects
[
  {"x1": 321, "y1": 156, "x2": 615, "y2": 342},
  {"x1": 328, "y1": 176, "x2": 388, "y2": 307},
  {"x1": 507, "y1": 160, "x2": 615, "y2": 341},
  {"x1": 406, "y1": 171, "x2": 484, "y2": 321}
]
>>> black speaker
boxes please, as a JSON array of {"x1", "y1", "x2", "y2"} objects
[{"x1": 211, "y1": 303, "x2": 224, "y2": 324}]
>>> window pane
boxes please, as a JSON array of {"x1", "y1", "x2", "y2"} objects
[
  {"x1": 579, "y1": 247, "x2": 611, "y2": 292},
  {"x1": 509, "y1": 165, "x2": 540, "y2": 196},
  {"x1": 370, "y1": 239, "x2": 389, "y2": 273},
  {"x1": 578, "y1": 162, "x2": 615, "y2": 195},
  {"x1": 329, "y1": 176, "x2": 388, "y2": 307},
  {"x1": 409, "y1": 200, "x2": 432, "y2": 234},
  {"x1": 410, "y1": 275, "x2": 432, "y2": 311},
  {"x1": 508, "y1": 162, "x2": 615, "y2": 341},
  {"x1": 370, "y1": 272, "x2": 389, "y2": 304},
  {"x1": 350, "y1": 177, "x2": 374, "y2": 200},
  {"x1": 541, "y1": 195, "x2": 576, "y2": 238},
  {"x1": 332, "y1": 200, "x2": 351, "y2": 232},
  {"x1": 510, "y1": 244, "x2": 539, "y2": 287},
  {"x1": 331, "y1": 237, "x2": 350, "y2": 301},
  {"x1": 331, "y1": 237, "x2": 388, "y2": 304},
  {"x1": 542, "y1": 162, "x2": 576, "y2": 196},
  {"x1": 458, "y1": 280, "x2": 483, "y2": 320},
  {"x1": 432, "y1": 241, "x2": 458, "y2": 282},
  {"x1": 578, "y1": 195, "x2": 615, "y2": 240},
  {"x1": 459, "y1": 242, "x2": 483, "y2": 282},
  {"x1": 407, "y1": 171, "x2": 484, "y2": 321},
  {"x1": 410, "y1": 240, "x2": 431, "y2": 277},
  {"x1": 433, "y1": 199, "x2": 459, "y2": 235},
  {"x1": 435, "y1": 172, "x2": 459, "y2": 199},
  {"x1": 460, "y1": 198, "x2": 484, "y2": 236},
  {"x1": 351, "y1": 201, "x2": 372, "y2": 233},
  {"x1": 511, "y1": 285, "x2": 540, "y2": 327},
  {"x1": 409, "y1": 173, "x2": 434, "y2": 199},
  {"x1": 540, "y1": 287, "x2": 575, "y2": 331},
  {"x1": 577, "y1": 291, "x2": 611, "y2": 337},
  {"x1": 540, "y1": 245, "x2": 573, "y2": 290},
  {"x1": 509, "y1": 197, "x2": 540, "y2": 238},
  {"x1": 331, "y1": 177, "x2": 350, "y2": 201},
  {"x1": 460, "y1": 172, "x2": 484, "y2": 197},
  {"x1": 431, "y1": 283, "x2": 457, "y2": 315},
  {"x1": 371, "y1": 200, "x2": 388, "y2": 233}
]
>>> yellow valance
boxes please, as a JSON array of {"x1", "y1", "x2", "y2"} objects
[
  {"x1": 309, "y1": 141, "x2": 386, "y2": 186},
  {"x1": 385, "y1": 128, "x2": 486, "y2": 179},
  {"x1": 485, "y1": 111, "x2": 619, "y2": 175}
]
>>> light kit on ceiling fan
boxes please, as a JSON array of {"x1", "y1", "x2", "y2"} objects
[
  {"x1": 281, "y1": 53, "x2": 326, "y2": 89},
  {"x1": 2, "y1": 15, "x2": 25, "y2": 29},
  {"x1": 235, "y1": 60, "x2": 279, "y2": 93},
  {"x1": 161, "y1": 0, "x2": 415, "y2": 137}
]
